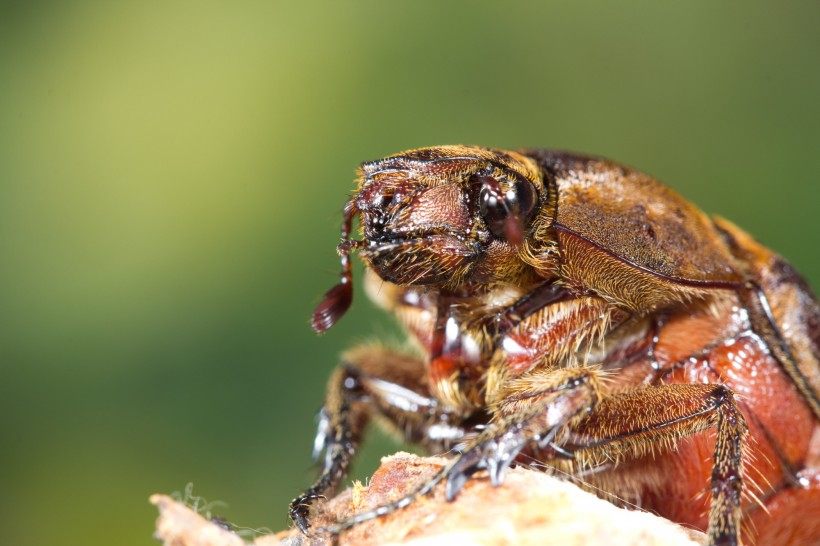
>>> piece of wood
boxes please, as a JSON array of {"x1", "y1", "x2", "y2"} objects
[{"x1": 152, "y1": 452, "x2": 705, "y2": 546}]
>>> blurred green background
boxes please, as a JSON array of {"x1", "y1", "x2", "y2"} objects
[{"x1": 1, "y1": 1, "x2": 819, "y2": 544}]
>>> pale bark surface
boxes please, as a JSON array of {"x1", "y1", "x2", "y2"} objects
[{"x1": 152, "y1": 452, "x2": 705, "y2": 546}]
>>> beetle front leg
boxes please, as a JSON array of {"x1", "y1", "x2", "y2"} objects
[
  {"x1": 444, "y1": 366, "x2": 604, "y2": 499},
  {"x1": 288, "y1": 345, "x2": 463, "y2": 535},
  {"x1": 310, "y1": 366, "x2": 605, "y2": 536},
  {"x1": 442, "y1": 295, "x2": 624, "y2": 495}
]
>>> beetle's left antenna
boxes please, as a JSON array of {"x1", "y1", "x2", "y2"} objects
[{"x1": 311, "y1": 200, "x2": 360, "y2": 333}]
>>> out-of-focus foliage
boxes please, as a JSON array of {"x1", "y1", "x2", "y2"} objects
[{"x1": 1, "y1": 2, "x2": 818, "y2": 545}]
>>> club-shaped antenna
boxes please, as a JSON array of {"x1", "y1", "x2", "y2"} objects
[{"x1": 311, "y1": 200, "x2": 362, "y2": 333}]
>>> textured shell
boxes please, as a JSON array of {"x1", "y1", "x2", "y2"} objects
[{"x1": 522, "y1": 149, "x2": 745, "y2": 287}]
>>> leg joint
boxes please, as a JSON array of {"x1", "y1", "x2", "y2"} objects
[{"x1": 709, "y1": 384, "x2": 734, "y2": 407}]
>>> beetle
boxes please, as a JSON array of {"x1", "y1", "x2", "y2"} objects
[{"x1": 290, "y1": 146, "x2": 820, "y2": 545}]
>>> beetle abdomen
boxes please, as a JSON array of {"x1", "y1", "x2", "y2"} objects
[{"x1": 714, "y1": 216, "x2": 820, "y2": 419}]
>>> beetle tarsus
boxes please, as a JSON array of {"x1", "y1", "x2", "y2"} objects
[{"x1": 444, "y1": 450, "x2": 485, "y2": 501}]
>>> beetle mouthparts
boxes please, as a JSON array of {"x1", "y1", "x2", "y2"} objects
[{"x1": 311, "y1": 200, "x2": 361, "y2": 334}]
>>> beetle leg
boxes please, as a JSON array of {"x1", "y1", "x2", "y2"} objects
[
  {"x1": 310, "y1": 367, "x2": 604, "y2": 536},
  {"x1": 288, "y1": 345, "x2": 464, "y2": 535},
  {"x1": 450, "y1": 376, "x2": 749, "y2": 546},
  {"x1": 487, "y1": 295, "x2": 629, "y2": 382},
  {"x1": 546, "y1": 383, "x2": 748, "y2": 546},
  {"x1": 446, "y1": 367, "x2": 603, "y2": 498}
]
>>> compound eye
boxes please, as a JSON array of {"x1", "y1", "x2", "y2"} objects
[
  {"x1": 475, "y1": 176, "x2": 509, "y2": 238},
  {"x1": 510, "y1": 179, "x2": 538, "y2": 225},
  {"x1": 474, "y1": 175, "x2": 539, "y2": 241}
]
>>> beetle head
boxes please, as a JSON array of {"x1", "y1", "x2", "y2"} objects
[{"x1": 312, "y1": 145, "x2": 552, "y2": 333}]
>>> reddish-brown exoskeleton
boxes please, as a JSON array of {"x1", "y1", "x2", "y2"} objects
[{"x1": 290, "y1": 146, "x2": 820, "y2": 545}]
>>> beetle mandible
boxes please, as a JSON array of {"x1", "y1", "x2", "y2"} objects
[{"x1": 290, "y1": 146, "x2": 820, "y2": 546}]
